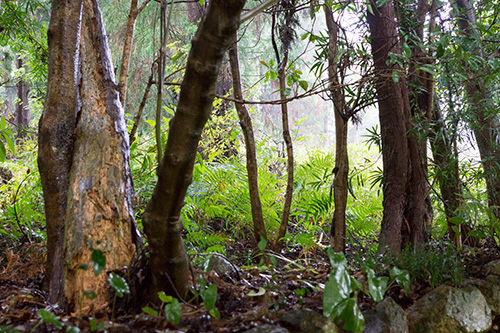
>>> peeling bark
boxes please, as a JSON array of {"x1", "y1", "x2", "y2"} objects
[
  {"x1": 62, "y1": 0, "x2": 139, "y2": 313},
  {"x1": 38, "y1": 0, "x2": 83, "y2": 305},
  {"x1": 143, "y1": 0, "x2": 246, "y2": 300},
  {"x1": 228, "y1": 34, "x2": 267, "y2": 243}
]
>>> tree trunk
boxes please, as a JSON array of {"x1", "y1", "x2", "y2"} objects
[
  {"x1": 38, "y1": 0, "x2": 83, "y2": 305},
  {"x1": 142, "y1": 0, "x2": 246, "y2": 301},
  {"x1": 453, "y1": 0, "x2": 500, "y2": 219},
  {"x1": 228, "y1": 33, "x2": 267, "y2": 243},
  {"x1": 274, "y1": 51, "x2": 294, "y2": 251},
  {"x1": 15, "y1": 57, "x2": 30, "y2": 139},
  {"x1": 325, "y1": 6, "x2": 348, "y2": 253},
  {"x1": 367, "y1": 0, "x2": 428, "y2": 253},
  {"x1": 62, "y1": 0, "x2": 139, "y2": 313}
]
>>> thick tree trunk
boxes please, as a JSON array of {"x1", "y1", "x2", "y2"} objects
[
  {"x1": 325, "y1": 6, "x2": 348, "y2": 253},
  {"x1": 142, "y1": 0, "x2": 246, "y2": 301},
  {"x1": 367, "y1": 0, "x2": 428, "y2": 253},
  {"x1": 15, "y1": 57, "x2": 30, "y2": 139},
  {"x1": 38, "y1": 0, "x2": 83, "y2": 305},
  {"x1": 453, "y1": 0, "x2": 500, "y2": 219},
  {"x1": 228, "y1": 34, "x2": 267, "y2": 243},
  {"x1": 62, "y1": 0, "x2": 139, "y2": 313}
]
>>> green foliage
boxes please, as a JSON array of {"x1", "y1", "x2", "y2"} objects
[
  {"x1": 199, "y1": 276, "x2": 220, "y2": 318},
  {"x1": 108, "y1": 273, "x2": 130, "y2": 298},
  {"x1": 396, "y1": 242, "x2": 465, "y2": 288},
  {"x1": 323, "y1": 249, "x2": 364, "y2": 332},
  {"x1": 149, "y1": 291, "x2": 182, "y2": 324},
  {"x1": 35, "y1": 309, "x2": 80, "y2": 332}
]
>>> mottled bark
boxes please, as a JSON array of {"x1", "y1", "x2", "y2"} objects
[
  {"x1": 228, "y1": 34, "x2": 267, "y2": 243},
  {"x1": 62, "y1": 0, "x2": 139, "y2": 313},
  {"x1": 453, "y1": 0, "x2": 500, "y2": 219},
  {"x1": 142, "y1": 0, "x2": 246, "y2": 300},
  {"x1": 38, "y1": 0, "x2": 83, "y2": 305},
  {"x1": 15, "y1": 57, "x2": 30, "y2": 139},
  {"x1": 325, "y1": 6, "x2": 348, "y2": 253},
  {"x1": 367, "y1": 0, "x2": 428, "y2": 253}
]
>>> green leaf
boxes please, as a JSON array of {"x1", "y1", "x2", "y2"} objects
[
  {"x1": 0, "y1": 141, "x2": 6, "y2": 162},
  {"x1": 90, "y1": 318, "x2": 98, "y2": 331},
  {"x1": 0, "y1": 116, "x2": 6, "y2": 130},
  {"x1": 142, "y1": 306, "x2": 159, "y2": 317},
  {"x1": 3, "y1": 132, "x2": 15, "y2": 154},
  {"x1": 376, "y1": 0, "x2": 391, "y2": 7},
  {"x1": 326, "y1": 247, "x2": 347, "y2": 270},
  {"x1": 84, "y1": 290, "x2": 97, "y2": 300},
  {"x1": 340, "y1": 298, "x2": 364, "y2": 332},
  {"x1": 164, "y1": 298, "x2": 181, "y2": 324},
  {"x1": 65, "y1": 325, "x2": 80, "y2": 333},
  {"x1": 392, "y1": 70, "x2": 399, "y2": 83},
  {"x1": 436, "y1": 43, "x2": 445, "y2": 58},
  {"x1": 390, "y1": 267, "x2": 411, "y2": 294},
  {"x1": 247, "y1": 287, "x2": 266, "y2": 297},
  {"x1": 202, "y1": 284, "x2": 218, "y2": 314},
  {"x1": 158, "y1": 291, "x2": 173, "y2": 304},
  {"x1": 299, "y1": 80, "x2": 309, "y2": 91},
  {"x1": 323, "y1": 275, "x2": 348, "y2": 319},
  {"x1": 91, "y1": 249, "x2": 106, "y2": 276},
  {"x1": 108, "y1": 273, "x2": 129, "y2": 298},
  {"x1": 448, "y1": 217, "x2": 467, "y2": 225},
  {"x1": 209, "y1": 308, "x2": 221, "y2": 319},
  {"x1": 367, "y1": 3, "x2": 374, "y2": 15},
  {"x1": 366, "y1": 268, "x2": 388, "y2": 302},
  {"x1": 257, "y1": 237, "x2": 267, "y2": 252},
  {"x1": 198, "y1": 0, "x2": 205, "y2": 5},
  {"x1": 37, "y1": 309, "x2": 63, "y2": 329}
]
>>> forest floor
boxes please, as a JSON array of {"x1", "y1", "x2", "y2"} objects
[{"x1": 0, "y1": 239, "x2": 499, "y2": 332}]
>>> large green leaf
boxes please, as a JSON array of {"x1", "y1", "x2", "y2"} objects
[
  {"x1": 340, "y1": 298, "x2": 364, "y2": 332},
  {"x1": 164, "y1": 298, "x2": 181, "y2": 324},
  {"x1": 91, "y1": 249, "x2": 106, "y2": 276},
  {"x1": 390, "y1": 267, "x2": 411, "y2": 294},
  {"x1": 108, "y1": 273, "x2": 129, "y2": 298},
  {"x1": 202, "y1": 284, "x2": 219, "y2": 317},
  {"x1": 37, "y1": 309, "x2": 63, "y2": 329},
  {"x1": 366, "y1": 268, "x2": 388, "y2": 302}
]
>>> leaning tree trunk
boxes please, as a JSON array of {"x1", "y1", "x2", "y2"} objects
[
  {"x1": 228, "y1": 33, "x2": 267, "y2": 243},
  {"x1": 325, "y1": 6, "x2": 348, "y2": 253},
  {"x1": 38, "y1": 0, "x2": 83, "y2": 305},
  {"x1": 367, "y1": 0, "x2": 428, "y2": 254},
  {"x1": 142, "y1": 0, "x2": 246, "y2": 301},
  {"x1": 453, "y1": 0, "x2": 500, "y2": 219}
]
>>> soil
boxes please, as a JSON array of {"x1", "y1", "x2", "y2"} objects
[{"x1": 0, "y1": 240, "x2": 499, "y2": 332}]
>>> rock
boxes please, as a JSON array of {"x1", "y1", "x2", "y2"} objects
[
  {"x1": 280, "y1": 309, "x2": 339, "y2": 333},
  {"x1": 205, "y1": 254, "x2": 239, "y2": 282},
  {"x1": 364, "y1": 297, "x2": 408, "y2": 333},
  {"x1": 409, "y1": 285, "x2": 492, "y2": 333},
  {"x1": 471, "y1": 275, "x2": 500, "y2": 315},
  {"x1": 244, "y1": 324, "x2": 290, "y2": 333},
  {"x1": 484, "y1": 260, "x2": 500, "y2": 276}
]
